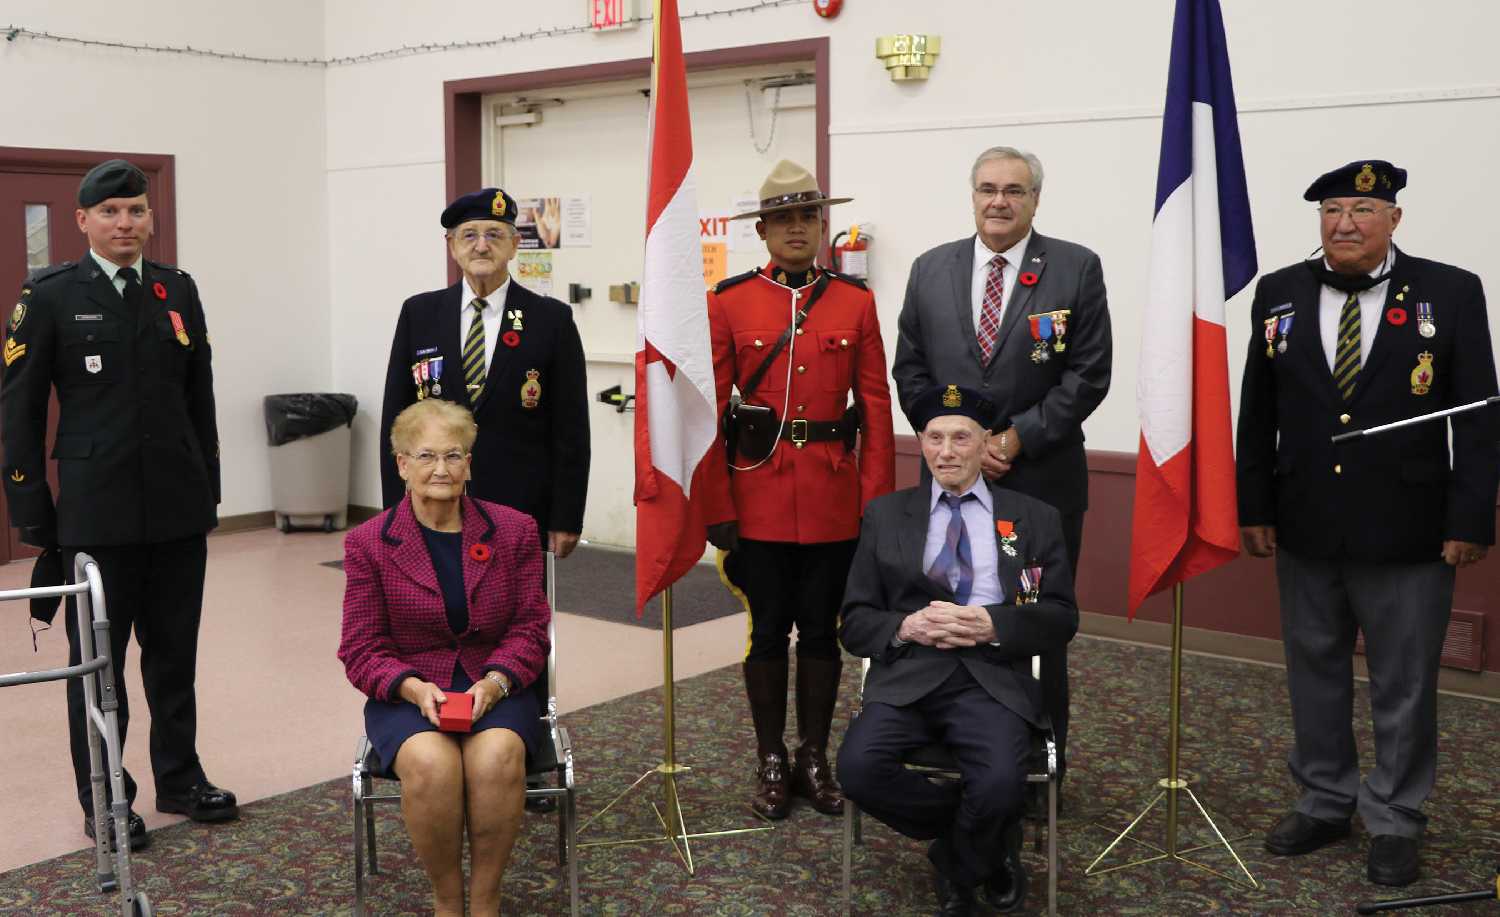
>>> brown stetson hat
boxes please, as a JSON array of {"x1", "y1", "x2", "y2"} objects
[{"x1": 730, "y1": 159, "x2": 852, "y2": 220}]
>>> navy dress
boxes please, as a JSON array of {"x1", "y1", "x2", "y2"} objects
[{"x1": 364, "y1": 525, "x2": 540, "y2": 776}]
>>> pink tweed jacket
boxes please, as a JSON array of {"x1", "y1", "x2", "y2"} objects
[{"x1": 338, "y1": 495, "x2": 551, "y2": 702}]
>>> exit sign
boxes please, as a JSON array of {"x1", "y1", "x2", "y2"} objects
[{"x1": 590, "y1": 0, "x2": 639, "y2": 31}]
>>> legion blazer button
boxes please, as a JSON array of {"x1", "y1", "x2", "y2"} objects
[{"x1": 1339, "y1": 413, "x2": 1351, "y2": 425}]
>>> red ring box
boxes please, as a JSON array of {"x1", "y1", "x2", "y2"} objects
[{"x1": 438, "y1": 692, "x2": 473, "y2": 732}]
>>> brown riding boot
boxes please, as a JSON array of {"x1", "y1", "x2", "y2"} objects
[
  {"x1": 743, "y1": 659, "x2": 792, "y2": 820},
  {"x1": 791, "y1": 656, "x2": 845, "y2": 815}
]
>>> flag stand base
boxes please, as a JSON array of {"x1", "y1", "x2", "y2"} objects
[
  {"x1": 1085, "y1": 583, "x2": 1259, "y2": 889},
  {"x1": 575, "y1": 586, "x2": 772, "y2": 874}
]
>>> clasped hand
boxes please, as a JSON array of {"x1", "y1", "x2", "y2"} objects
[
  {"x1": 898, "y1": 601, "x2": 996, "y2": 648},
  {"x1": 399, "y1": 676, "x2": 505, "y2": 727}
]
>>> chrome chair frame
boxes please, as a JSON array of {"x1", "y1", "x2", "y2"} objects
[
  {"x1": 351, "y1": 553, "x2": 577, "y2": 916},
  {"x1": 841, "y1": 655, "x2": 1058, "y2": 916}
]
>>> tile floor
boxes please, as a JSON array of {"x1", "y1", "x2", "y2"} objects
[{"x1": 0, "y1": 528, "x2": 748, "y2": 873}]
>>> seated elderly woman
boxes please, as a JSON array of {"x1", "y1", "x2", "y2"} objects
[{"x1": 338, "y1": 399, "x2": 549, "y2": 917}]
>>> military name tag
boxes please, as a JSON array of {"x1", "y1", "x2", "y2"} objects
[
  {"x1": 85, "y1": 355, "x2": 102, "y2": 374},
  {"x1": 73, "y1": 314, "x2": 104, "y2": 322}
]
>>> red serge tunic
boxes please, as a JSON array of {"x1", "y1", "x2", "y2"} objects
[{"x1": 704, "y1": 265, "x2": 896, "y2": 544}]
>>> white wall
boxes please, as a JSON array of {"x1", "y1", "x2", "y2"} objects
[
  {"x1": 0, "y1": 0, "x2": 331, "y2": 519},
  {"x1": 11, "y1": 0, "x2": 1497, "y2": 532},
  {"x1": 324, "y1": 0, "x2": 1500, "y2": 545}
]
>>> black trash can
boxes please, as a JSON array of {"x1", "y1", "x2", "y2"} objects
[{"x1": 263, "y1": 393, "x2": 358, "y2": 532}]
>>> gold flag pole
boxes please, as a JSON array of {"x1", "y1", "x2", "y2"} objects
[
  {"x1": 1085, "y1": 583, "x2": 1259, "y2": 888},
  {"x1": 578, "y1": 584, "x2": 772, "y2": 874}
]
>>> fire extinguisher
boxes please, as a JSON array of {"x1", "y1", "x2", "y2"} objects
[{"x1": 830, "y1": 224, "x2": 871, "y2": 280}]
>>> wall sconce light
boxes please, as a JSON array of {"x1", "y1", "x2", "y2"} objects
[{"x1": 875, "y1": 34, "x2": 941, "y2": 81}]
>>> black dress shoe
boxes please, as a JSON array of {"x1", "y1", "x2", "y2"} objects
[
  {"x1": 1263, "y1": 810, "x2": 1350, "y2": 855},
  {"x1": 156, "y1": 781, "x2": 239, "y2": 823},
  {"x1": 83, "y1": 809, "x2": 150, "y2": 852},
  {"x1": 1368, "y1": 834, "x2": 1419, "y2": 886},
  {"x1": 982, "y1": 818, "x2": 1028, "y2": 913},
  {"x1": 933, "y1": 869, "x2": 975, "y2": 917}
]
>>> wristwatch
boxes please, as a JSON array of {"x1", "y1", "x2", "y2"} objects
[{"x1": 485, "y1": 671, "x2": 510, "y2": 698}]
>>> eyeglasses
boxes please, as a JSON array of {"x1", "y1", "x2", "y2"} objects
[
  {"x1": 404, "y1": 450, "x2": 468, "y2": 467},
  {"x1": 451, "y1": 229, "x2": 512, "y2": 247},
  {"x1": 1318, "y1": 203, "x2": 1392, "y2": 224},
  {"x1": 973, "y1": 184, "x2": 1033, "y2": 202}
]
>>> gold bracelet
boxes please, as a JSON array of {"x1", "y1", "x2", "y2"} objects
[{"x1": 485, "y1": 670, "x2": 510, "y2": 698}]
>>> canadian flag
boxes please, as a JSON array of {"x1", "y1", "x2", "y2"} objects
[
  {"x1": 633, "y1": 0, "x2": 718, "y2": 614},
  {"x1": 1128, "y1": 0, "x2": 1258, "y2": 615}
]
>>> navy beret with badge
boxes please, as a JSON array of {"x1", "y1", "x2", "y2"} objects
[
  {"x1": 910, "y1": 384, "x2": 997, "y2": 432},
  {"x1": 78, "y1": 159, "x2": 149, "y2": 207},
  {"x1": 441, "y1": 188, "x2": 519, "y2": 229},
  {"x1": 1303, "y1": 159, "x2": 1407, "y2": 203}
]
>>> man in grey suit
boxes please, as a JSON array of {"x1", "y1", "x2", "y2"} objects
[
  {"x1": 838, "y1": 384, "x2": 1078, "y2": 916},
  {"x1": 892, "y1": 146, "x2": 1111, "y2": 781}
]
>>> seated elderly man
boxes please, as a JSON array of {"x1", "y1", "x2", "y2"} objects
[
  {"x1": 339, "y1": 399, "x2": 550, "y2": 917},
  {"x1": 837, "y1": 385, "x2": 1078, "y2": 916}
]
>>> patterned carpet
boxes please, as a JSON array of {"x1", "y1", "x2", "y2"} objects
[{"x1": 3, "y1": 636, "x2": 1498, "y2": 915}]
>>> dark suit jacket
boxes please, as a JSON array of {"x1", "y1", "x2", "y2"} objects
[
  {"x1": 1, "y1": 258, "x2": 219, "y2": 547},
  {"x1": 1236, "y1": 250, "x2": 1499, "y2": 561},
  {"x1": 838, "y1": 482, "x2": 1078, "y2": 726},
  {"x1": 891, "y1": 233, "x2": 1112, "y2": 514},
  {"x1": 338, "y1": 495, "x2": 551, "y2": 702},
  {"x1": 379, "y1": 280, "x2": 589, "y2": 542}
]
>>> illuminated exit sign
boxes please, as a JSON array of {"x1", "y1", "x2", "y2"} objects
[{"x1": 590, "y1": 0, "x2": 639, "y2": 31}]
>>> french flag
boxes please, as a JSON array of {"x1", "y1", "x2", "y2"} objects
[
  {"x1": 1127, "y1": 0, "x2": 1257, "y2": 615},
  {"x1": 633, "y1": 0, "x2": 719, "y2": 614}
]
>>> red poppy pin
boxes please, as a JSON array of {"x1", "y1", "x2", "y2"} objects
[
  {"x1": 152, "y1": 282, "x2": 167, "y2": 301},
  {"x1": 1386, "y1": 307, "x2": 1407, "y2": 326},
  {"x1": 469, "y1": 543, "x2": 491, "y2": 562},
  {"x1": 1018, "y1": 272, "x2": 1039, "y2": 287},
  {"x1": 501, "y1": 330, "x2": 521, "y2": 348}
]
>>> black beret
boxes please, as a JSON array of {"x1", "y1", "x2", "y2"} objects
[
  {"x1": 441, "y1": 188, "x2": 518, "y2": 229},
  {"x1": 909, "y1": 385, "x2": 996, "y2": 432},
  {"x1": 1303, "y1": 160, "x2": 1406, "y2": 203},
  {"x1": 78, "y1": 159, "x2": 148, "y2": 207}
]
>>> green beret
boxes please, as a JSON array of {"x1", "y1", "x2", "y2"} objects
[{"x1": 78, "y1": 159, "x2": 148, "y2": 207}]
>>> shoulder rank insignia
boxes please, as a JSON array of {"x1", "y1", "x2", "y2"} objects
[
  {"x1": 3, "y1": 337, "x2": 27, "y2": 367},
  {"x1": 713, "y1": 268, "x2": 758, "y2": 294}
]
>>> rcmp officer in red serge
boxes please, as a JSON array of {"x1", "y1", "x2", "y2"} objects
[
  {"x1": 1, "y1": 160, "x2": 235, "y2": 850},
  {"x1": 1237, "y1": 160, "x2": 1499, "y2": 886},
  {"x1": 704, "y1": 160, "x2": 896, "y2": 820},
  {"x1": 379, "y1": 188, "x2": 589, "y2": 559}
]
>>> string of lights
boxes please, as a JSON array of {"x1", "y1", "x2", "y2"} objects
[{"x1": 2, "y1": 0, "x2": 805, "y2": 68}]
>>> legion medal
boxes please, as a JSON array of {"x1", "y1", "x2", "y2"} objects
[
  {"x1": 995, "y1": 519, "x2": 1019, "y2": 558},
  {"x1": 428, "y1": 356, "x2": 444, "y2": 397},
  {"x1": 1051, "y1": 310, "x2": 1071, "y2": 353},
  {"x1": 1276, "y1": 314, "x2": 1293, "y2": 354},
  {"x1": 1264, "y1": 316, "x2": 1278, "y2": 357},
  {"x1": 412, "y1": 363, "x2": 426, "y2": 400},
  {"x1": 1029, "y1": 314, "x2": 1052, "y2": 363},
  {"x1": 1416, "y1": 301, "x2": 1435, "y2": 338},
  {"x1": 1410, "y1": 352, "x2": 1434, "y2": 395},
  {"x1": 168, "y1": 310, "x2": 189, "y2": 346},
  {"x1": 520, "y1": 369, "x2": 542, "y2": 409}
]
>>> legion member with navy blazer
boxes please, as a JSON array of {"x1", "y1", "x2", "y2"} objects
[
  {"x1": 1, "y1": 160, "x2": 235, "y2": 850},
  {"x1": 380, "y1": 188, "x2": 589, "y2": 558},
  {"x1": 838, "y1": 385, "x2": 1077, "y2": 916},
  {"x1": 1237, "y1": 160, "x2": 1499, "y2": 887}
]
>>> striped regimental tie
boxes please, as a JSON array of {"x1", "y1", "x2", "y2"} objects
[
  {"x1": 463, "y1": 298, "x2": 488, "y2": 400},
  {"x1": 977, "y1": 255, "x2": 1006, "y2": 362},
  {"x1": 1334, "y1": 291, "x2": 1361, "y2": 401},
  {"x1": 926, "y1": 492, "x2": 975, "y2": 604}
]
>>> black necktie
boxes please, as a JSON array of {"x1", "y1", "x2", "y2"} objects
[{"x1": 117, "y1": 266, "x2": 143, "y2": 308}]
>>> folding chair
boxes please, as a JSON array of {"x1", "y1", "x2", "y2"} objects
[
  {"x1": 842, "y1": 656, "x2": 1058, "y2": 916},
  {"x1": 0, "y1": 553, "x2": 154, "y2": 916},
  {"x1": 352, "y1": 553, "x2": 577, "y2": 916}
]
